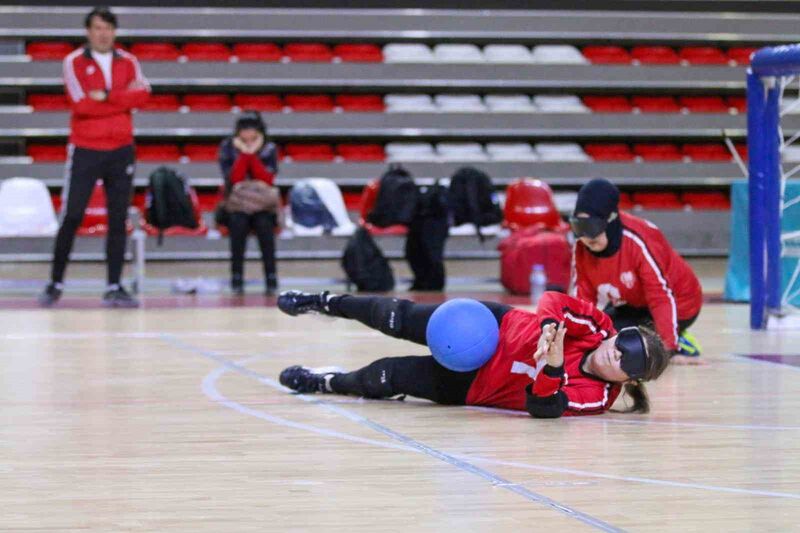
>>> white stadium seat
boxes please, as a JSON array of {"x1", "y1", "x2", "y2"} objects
[
  {"x1": 535, "y1": 142, "x2": 591, "y2": 162},
  {"x1": 0, "y1": 177, "x2": 58, "y2": 237},
  {"x1": 783, "y1": 145, "x2": 800, "y2": 162},
  {"x1": 433, "y1": 43, "x2": 485, "y2": 63},
  {"x1": 530, "y1": 45, "x2": 588, "y2": 64},
  {"x1": 436, "y1": 142, "x2": 488, "y2": 162},
  {"x1": 484, "y1": 94, "x2": 537, "y2": 113},
  {"x1": 434, "y1": 94, "x2": 487, "y2": 112},
  {"x1": 483, "y1": 44, "x2": 534, "y2": 63},
  {"x1": 383, "y1": 43, "x2": 435, "y2": 63},
  {"x1": 385, "y1": 142, "x2": 438, "y2": 161},
  {"x1": 486, "y1": 142, "x2": 539, "y2": 161},
  {"x1": 533, "y1": 94, "x2": 590, "y2": 113},
  {"x1": 384, "y1": 93, "x2": 437, "y2": 113}
]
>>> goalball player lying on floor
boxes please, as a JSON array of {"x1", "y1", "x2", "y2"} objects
[{"x1": 277, "y1": 290, "x2": 671, "y2": 418}]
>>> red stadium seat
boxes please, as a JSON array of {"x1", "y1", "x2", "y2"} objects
[
  {"x1": 335, "y1": 94, "x2": 385, "y2": 112},
  {"x1": 284, "y1": 43, "x2": 334, "y2": 62},
  {"x1": 582, "y1": 96, "x2": 633, "y2": 113},
  {"x1": 130, "y1": 42, "x2": 181, "y2": 61},
  {"x1": 336, "y1": 144, "x2": 386, "y2": 162},
  {"x1": 137, "y1": 93, "x2": 180, "y2": 111},
  {"x1": 727, "y1": 96, "x2": 747, "y2": 114},
  {"x1": 27, "y1": 94, "x2": 70, "y2": 111},
  {"x1": 584, "y1": 143, "x2": 634, "y2": 161},
  {"x1": 632, "y1": 143, "x2": 683, "y2": 161},
  {"x1": 333, "y1": 43, "x2": 383, "y2": 62},
  {"x1": 618, "y1": 192, "x2": 634, "y2": 210},
  {"x1": 136, "y1": 144, "x2": 181, "y2": 161},
  {"x1": 140, "y1": 186, "x2": 208, "y2": 236},
  {"x1": 503, "y1": 178, "x2": 564, "y2": 231},
  {"x1": 682, "y1": 143, "x2": 731, "y2": 162},
  {"x1": 630, "y1": 46, "x2": 680, "y2": 65},
  {"x1": 284, "y1": 94, "x2": 335, "y2": 112},
  {"x1": 342, "y1": 191, "x2": 362, "y2": 210},
  {"x1": 581, "y1": 45, "x2": 632, "y2": 65},
  {"x1": 181, "y1": 42, "x2": 231, "y2": 62},
  {"x1": 283, "y1": 143, "x2": 335, "y2": 161},
  {"x1": 679, "y1": 96, "x2": 729, "y2": 113},
  {"x1": 233, "y1": 93, "x2": 283, "y2": 112},
  {"x1": 631, "y1": 96, "x2": 681, "y2": 113},
  {"x1": 631, "y1": 191, "x2": 683, "y2": 209},
  {"x1": 232, "y1": 43, "x2": 283, "y2": 62},
  {"x1": 359, "y1": 179, "x2": 408, "y2": 235},
  {"x1": 727, "y1": 47, "x2": 758, "y2": 66},
  {"x1": 27, "y1": 144, "x2": 66, "y2": 162},
  {"x1": 26, "y1": 41, "x2": 74, "y2": 60},
  {"x1": 735, "y1": 144, "x2": 748, "y2": 161},
  {"x1": 195, "y1": 190, "x2": 220, "y2": 213},
  {"x1": 679, "y1": 46, "x2": 728, "y2": 65},
  {"x1": 182, "y1": 93, "x2": 232, "y2": 111},
  {"x1": 682, "y1": 191, "x2": 731, "y2": 210},
  {"x1": 183, "y1": 143, "x2": 219, "y2": 161}
]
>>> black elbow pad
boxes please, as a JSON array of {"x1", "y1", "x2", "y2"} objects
[{"x1": 525, "y1": 384, "x2": 568, "y2": 419}]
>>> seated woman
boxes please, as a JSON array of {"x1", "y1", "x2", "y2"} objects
[
  {"x1": 276, "y1": 290, "x2": 671, "y2": 418},
  {"x1": 218, "y1": 111, "x2": 279, "y2": 295}
]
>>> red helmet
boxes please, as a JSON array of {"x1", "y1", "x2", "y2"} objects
[{"x1": 503, "y1": 178, "x2": 562, "y2": 231}]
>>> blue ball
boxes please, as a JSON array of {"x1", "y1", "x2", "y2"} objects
[{"x1": 426, "y1": 298, "x2": 500, "y2": 372}]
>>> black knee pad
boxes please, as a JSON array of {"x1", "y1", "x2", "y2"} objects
[
  {"x1": 370, "y1": 297, "x2": 408, "y2": 338},
  {"x1": 359, "y1": 358, "x2": 396, "y2": 398}
]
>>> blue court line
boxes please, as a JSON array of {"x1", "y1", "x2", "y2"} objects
[{"x1": 162, "y1": 334, "x2": 624, "y2": 533}]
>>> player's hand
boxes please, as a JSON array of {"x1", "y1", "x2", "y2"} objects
[
  {"x1": 249, "y1": 132, "x2": 265, "y2": 154},
  {"x1": 545, "y1": 321, "x2": 566, "y2": 368},
  {"x1": 233, "y1": 136, "x2": 250, "y2": 153},
  {"x1": 89, "y1": 90, "x2": 107, "y2": 101},
  {"x1": 534, "y1": 323, "x2": 556, "y2": 361}
]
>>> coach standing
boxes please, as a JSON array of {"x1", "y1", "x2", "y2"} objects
[{"x1": 39, "y1": 7, "x2": 150, "y2": 307}]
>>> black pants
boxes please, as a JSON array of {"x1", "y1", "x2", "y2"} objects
[
  {"x1": 327, "y1": 295, "x2": 512, "y2": 404},
  {"x1": 50, "y1": 144, "x2": 135, "y2": 285},
  {"x1": 405, "y1": 214, "x2": 448, "y2": 291},
  {"x1": 603, "y1": 304, "x2": 699, "y2": 334},
  {"x1": 228, "y1": 211, "x2": 277, "y2": 283}
]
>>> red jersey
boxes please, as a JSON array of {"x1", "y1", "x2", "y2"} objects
[
  {"x1": 572, "y1": 212, "x2": 702, "y2": 351},
  {"x1": 465, "y1": 292, "x2": 621, "y2": 417},
  {"x1": 63, "y1": 47, "x2": 150, "y2": 150}
]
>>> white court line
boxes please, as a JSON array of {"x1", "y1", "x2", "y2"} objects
[
  {"x1": 166, "y1": 335, "x2": 622, "y2": 533},
  {"x1": 200, "y1": 356, "x2": 800, "y2": 502}
]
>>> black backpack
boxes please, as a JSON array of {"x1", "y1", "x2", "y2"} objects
[
  {"x1": 342, "y1": 227, "x2": 395, "y2": 292},
  {"x1": 366, "y1": 164, "x2": 419, "y2": 227},
  {"x1": 448, "y1": 166, "x2": 502, "y2": 242},
  {"x1": 146, "y1": 166, "x2": 198, "y2": 245}
]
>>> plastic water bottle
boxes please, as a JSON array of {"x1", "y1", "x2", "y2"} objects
[{"x1": 530, "y1": 264, "x2": 547, "y2": 307}]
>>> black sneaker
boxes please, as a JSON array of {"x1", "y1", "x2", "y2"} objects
[
  {"x1": 279, "y1": 365, "x2": 343, "y2": 394},
  {"x1": 38, "y1": 282, "x2": 63, "y2": 307},
  {"x1": 102, "y1": 284, "x2": 139, "y2": 308},
  {"x1": 265, "y1": 274, "x2": 278, "y2": 296},
  {"x1": 231, "y1": 274, "x2": 244, "y2": 296},
  {"x1": 277, "y1": 290, "x2": 331, "y2": 316}
]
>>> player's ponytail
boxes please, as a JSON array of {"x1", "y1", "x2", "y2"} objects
[{"x1": 617, "y1": 382, "x2": 650, "y2": 413}]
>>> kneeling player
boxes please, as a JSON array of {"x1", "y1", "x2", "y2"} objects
[{"x1": 277, "y1": 290, "x2": 670, "y2": 418}]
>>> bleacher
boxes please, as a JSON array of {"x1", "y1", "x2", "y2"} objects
[{"x1": 2, "y1": 5, "x2": 795, "y2": 260}]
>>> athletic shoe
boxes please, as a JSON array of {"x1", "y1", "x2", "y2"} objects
[
  {"x1": 677, "y1": 331, "x2": 702, "y2": 356},
  {"x1": 265, "y1": 274, "x2": 278, "y2": 296},
  {"x1": 38, "y1": 282, "x2": 63, "y2": 307},
  {"x1": 231, "y1": 274, "x2": 244, "y2": 296},
  {"x1": 277, "y1": 290, "x2": 331, "y2": 316},
  {"x1": 102, "y1": 285, "x2": 140, "y2": 308},
  {"x1": 279, "y1": 365, "x2": 343, "y2": 394}
]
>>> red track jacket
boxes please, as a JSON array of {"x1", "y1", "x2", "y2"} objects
[
  {"x1": 572, "y1": 211, "x2": 703, "y2": 351},
  {"x1": 63, "y1": 46, "x2": 150, "y2": 150},
  {"x1": 466, "y1": 292, "x2": 621, "y2": 417}
]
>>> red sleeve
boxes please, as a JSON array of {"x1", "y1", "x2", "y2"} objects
[
  {"x1": 229, "y1": 153, "x2": 253, "y2": 186},
  {"x1": 571, "y1": 245, "x2": 598, "y2": 305},
  {"x1": 625, "y1": 229, "x2": 680, "y2": 350},
  {"x1": 536, "y1": 291, "x2": 614, "y2": 340},
  {"x1": 248, "y1": 155, "x2": 275, "y2": 185},
  {"x1": 63, "y1": 55, "x2": 127, "y2": 117},
  {"x1": 108, "y1": 53, "x2": 151, "y2": 109},
  {"x1": 529, "y1": 371, "x2": 613, "y2": 417}
]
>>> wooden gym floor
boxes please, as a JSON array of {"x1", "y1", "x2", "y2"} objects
[{"x1": 0, "y1": 259, "x2": 798, "y2": 531}]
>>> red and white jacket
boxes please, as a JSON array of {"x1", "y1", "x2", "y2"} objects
[
  {"x1": 572, "y1": 211, "x2": 703, "y2": 351},
  {"x1": 466, "y1": 292, "x2": 620, "y2": 417},
  {"x1": 63, "y1": 46, "x2": 150, "y2": 150}
]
